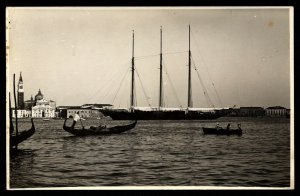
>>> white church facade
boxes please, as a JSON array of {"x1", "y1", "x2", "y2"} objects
[{"x1": 32, "y1": 98, "x2": 56, "y2": 118}]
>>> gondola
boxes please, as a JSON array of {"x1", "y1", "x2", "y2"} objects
[
  {"x1": 9, "y1": 74, "x2": 35, "y2": 149},
  {"x1": 10, "y1": 118, "x2": 35, "y2": 147},
  {"x1": 202, "y1": 127, "x2": 242, "y2": 136},
  {"x1": 63, "y1": 119, "x2": 137, "y2": 136}
]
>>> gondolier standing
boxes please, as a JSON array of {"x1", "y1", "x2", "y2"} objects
[{"x1": 71, "y1": 112, "x2": 82, "y2": 129}]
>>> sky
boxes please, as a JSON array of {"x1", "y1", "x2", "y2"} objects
[{"x1": 6, "y1": 7, "x2": 292, "y2": 109}]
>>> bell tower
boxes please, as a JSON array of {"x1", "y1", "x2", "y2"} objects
[{"x1": 17, "y1": 72, "x2": 24, "y2": 109}]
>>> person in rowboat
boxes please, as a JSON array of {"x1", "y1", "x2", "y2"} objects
[
  {"x1": 71, "y1": 111, "x2": 81, "y2": 129},
  {"x1": 226, "y1": 123, "x2": 231, "y2": 130},
  {"x1": 237, "y1": 123, "x2": 242, "y2": 130},
  {"x1": 99, "y1": 123, "x2": 106, "y2": 129},
  {"x1": 216, "y1": 123, "x2": 222, "y2": 130}
]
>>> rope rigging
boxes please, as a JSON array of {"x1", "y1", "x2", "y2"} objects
[
  {"x1": 191, "y1": 55, "x2": 215, "y2": 108},
  {"x1": 87, "y1": 44, "x2": 220, "y2": 109},
  {"x1": 101, "y1": 64, "x2": 131, "y2": 104},
  {"x1": 190, "y1": 29, "x2": 223, "y2": 107},
  {"x1": 97, "y1": 62, "x2": 131, "y2": 105},
  {"x1": 132, "y1": 52, "x2": 187, "y2": 108},
  {"x1": 135, "y1": 67, "x2": 152, "y2": 107},
  {"x1": 86, "y1": 60, "x2": 131, "y2": 103},
  {"x1": 111, "y1": 65, "x2": 131, "y2": 105},
  {"x1": 162, "y1": 59, "x2": 183, "y2": 108}
]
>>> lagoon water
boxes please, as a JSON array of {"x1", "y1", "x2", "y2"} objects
[{"x1": 9, "y1": 117, "x2": 291, "y2": 188}]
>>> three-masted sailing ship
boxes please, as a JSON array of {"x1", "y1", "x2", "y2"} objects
[{"x1": 101, "y1": 25, "x2": 232, "y2": 120}]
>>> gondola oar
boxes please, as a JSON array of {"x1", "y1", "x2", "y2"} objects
[
  {"x1": 13, "y1": 74, "x2": 19, "y2": 149},
  {"x1": 79, "y1": 118, "x2": 85, "y2": 129},
  {"x1": 9, "y1": 92, "x2": 14, "y2": 135}
]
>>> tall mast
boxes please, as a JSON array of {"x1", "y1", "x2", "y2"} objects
[
  {"x1": 130, "y1": 30, "x2": 135, "y2": 111},
  {"x1": 187, "y1": 24, "x2": 192, "y2": 108},
  {"x1": 159, "y1": 26, "x2": 163, "y2": 109}
]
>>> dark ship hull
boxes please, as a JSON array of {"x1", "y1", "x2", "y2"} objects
[{"x1": 101, "y1": 108, "x2": 232, "y2": 120}]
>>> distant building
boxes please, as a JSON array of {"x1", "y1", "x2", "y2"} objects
[
  {"x1": 82, "y1": 103, "x2": 112, "y2": 118},
  {"x1": 12, "y1": 72, "x2": 30, "y2": 117},
  {"x1": 32, "y1": 97, "x2": 55, "y2": 118},
  {"x1": 67, "y1": 107, "x2": 92, "y2": 118},
  {"x1": 56, "y1": 104, "x2": 112, "y2": 118},
  {"x1": 49, "y1": 100, "x2": 56, "y2": 109},
  {"x1": 91, "y1": 109, "x2": 102, "y2": 118},
  {"x1": 286, "y1": 109, "x2": 290, "y2": 118},
  {"x1": 266, "y1": 106, "x2": 287, "y2": 117},
  {"x1": 228, "y1": 108, "x2": 240, "y2": 117},
  {"x1": 11, "y1": 108, "x2": 31, "y2": 118},
  {"x1": 81, "y1": 103, "x2": 113, "y2": 109},
  {"x1": 31, "y1": 90, "x2": 56, "y2": 118},
  {"x1": 56, "y1": 106, "x2": 69, "y2": 118},
  {"x1": 56, "y1": 106, "x2": 89, "y2": 118},
  {"x1": 12, "y1": 73, "x2": 57, "y2": 118},
  {"x1": 239, "y1": 107, "x2": 265, "y2": 117},
  {"x1": 24, "y1": 95, "x2": 35, "y2": 110}
]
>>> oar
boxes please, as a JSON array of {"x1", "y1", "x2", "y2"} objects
[
  {"x1": 79, "y1": 118, "x2": 85, "y2": 129},
  {"x1": 13, "y1": 74, "x2": 19, "y2": 149},
  {"x1": 9, "y1": 92, "x2": 14, "y2": 135}
]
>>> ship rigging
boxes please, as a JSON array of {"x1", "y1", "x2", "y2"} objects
[{"x1": 99, "y1": 25, "x2": 232, "y2": 120}]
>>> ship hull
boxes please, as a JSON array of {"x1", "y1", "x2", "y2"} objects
[{"x1": 101, "y1": 109, "x2": 231, "y2": 120}]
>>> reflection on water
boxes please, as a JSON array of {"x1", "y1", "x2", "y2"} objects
[{"x1": 9, "y1": 117, "x2": 290, "y2": 188}]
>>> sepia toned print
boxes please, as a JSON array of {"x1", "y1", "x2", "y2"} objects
[{"x1": 6, "y1": 7, "x2": 293, "y2": 190}]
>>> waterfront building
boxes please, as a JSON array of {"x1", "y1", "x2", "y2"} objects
[
  {"x1": 82, "y1": 104, "x2": 113, "y2": 118},
  {"x1": 31, "y1": 90, "x2": 56, "y2": 118},
  {"x1": 286, "y1": 109, "x2": 290, "y2": 118},
  {"x1": 91, "y1": 109, "x2": 102, "y2": 118},
  {"x1": 57, "y1": 104, "x2": 112, "y2": 118},
  {"x1": 32, "y1": 97, "x2": 55, "y2": 118},
  {"x1": 56, "y1": 106, "x2": 69, "y2": 118},
  {"x1": 67, "y1": 107, "x2": 92, "y2": 118},
  {"x1": 81, "y1": 104, "x2": 113, "y2": 109},
  {"x1": 227, "y1": 108, "x2": 240, "y2": 117},
  {"x1": 11, "y1": 109, "x2": 31, "y2": 118},
  {"x1": 24, "y1": 95, "x2": 35, "y2": 110},
  {"x1": 49, "y1": 100, "x2": 56, "y2": 109},
  {"x1": 56, "y1": 106, "x2": 91, "y2": 118},
  {"x1": 266, "y1": 106, "x2": 287, "y2": 117},
  {"x1": 12, "y1": 73, "x2": 57, "y2": 118},
  {"x1": 239, "y1": 107, "x2": 265, "y2": 117}
]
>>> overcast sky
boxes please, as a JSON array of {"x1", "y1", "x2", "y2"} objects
[{"x1": 7, "y1": 7, "x2": 292, "y2": 109}]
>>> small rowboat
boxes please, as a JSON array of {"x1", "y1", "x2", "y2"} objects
[
  {"x1": 202, "y1": 127, "x2": 242, "y2": 136},
  {"x1": 63, "y1": 119, "x2": 137, "y2": 136}
]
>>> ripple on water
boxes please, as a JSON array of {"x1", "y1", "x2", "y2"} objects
[{"x1": 10, "y1": 117, "x2": 290, "y2": 188}]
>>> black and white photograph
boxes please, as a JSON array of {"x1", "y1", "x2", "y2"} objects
[{"x1": 6, "y1": 7, "x2": 294, "y2": 189}]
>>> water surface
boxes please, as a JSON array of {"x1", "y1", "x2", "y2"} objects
[{"x1": 9, "y1": 117, "x2": 291, "y2": 188}]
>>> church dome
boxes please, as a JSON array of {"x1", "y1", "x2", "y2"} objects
[{"x1": 35, "y1": 89, "x2": 44, "y2": 101}]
